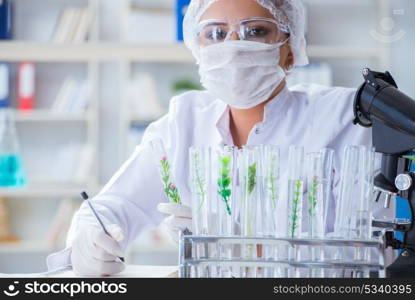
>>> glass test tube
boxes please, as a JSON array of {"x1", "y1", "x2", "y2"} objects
[
  {"x1": 150, "y1": 138, "x2": 181, "y2": 204},
  {"x1": 240, "y1": 146, "x2": 262, "y2": 277},
  {"x1": 306, "y1": 149, "x2": 334, "y2": 277},
  {"x1": 190, "y1": 147, "x2": 210, "y2": 236},
  {"x1": 306, "y1": 152, "x2": 323, "y2": 278},
  {"x1": 354, "y1": 146, "x2": 375, "y2": 266},
  {"x1": 261, "y1": 145, "x2": 281, "y2": 277},
  {"x1": 333, "y1": 146, "x2": 374, "y2": 277},
  {"x1": 355, "y1": 146, "x2": 375, "y2": 240},
  {"x1": 286, "y1": 146, "x2": 305, "y2": 277},
  {"x1": 306, "y1": 152, "x2": 324, "y2": 239},
  {"x1": 332, "y1": 146, "x2": 360, "y2": 277},
  {"x1": 262, "y1": 145, "x2": 280, "y2": 236},
  {"x1": 189, "y1": 146, "x2": 211, "y2": 277},
  {"x1": 334, "y1": 146, "x2": 361, "y2": 239},
  {"x1": 216, "y1": 146, "x2": 236, "y2": 277},
  {"x1": 287, "y1": 146, "x2": 305, "y2": 239},
  {"x1": 320, "y1": 148, "x2": 335, "y2": 238},
  {"x1": 318, "y1": 148, "x2": 334, "y2": 278}
]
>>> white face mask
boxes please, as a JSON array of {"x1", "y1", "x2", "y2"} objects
[{"x1": 198, "y1": 40, "x2": 288, "y2": 109}]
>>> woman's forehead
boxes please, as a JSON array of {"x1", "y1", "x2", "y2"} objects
[{"x1": 199, "y1": 0, "x2": 275, "y2": 23}]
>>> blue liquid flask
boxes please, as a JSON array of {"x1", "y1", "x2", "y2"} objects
[{"x1": 0, "y1": 108, "x2": 27, "y2": 187}]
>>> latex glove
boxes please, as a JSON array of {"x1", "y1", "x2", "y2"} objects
[
  {"x1": 157, "y1": 203, "x2": 192, "y2": 244},
  {"x1": 71, "y1": 224, "x2": 125, "y2": 277}
]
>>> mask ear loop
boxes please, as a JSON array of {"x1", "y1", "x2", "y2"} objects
[
  {"x1": 285, "y1": 64, "x2": 294, "y2": 75},
  {"x1": 276, "y1": 37, "x2": 292, "y2": 75}
]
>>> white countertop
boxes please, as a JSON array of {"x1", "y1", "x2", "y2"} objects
[{"x1": 1, "y1": 265, "x2": 178, "y2": 278}]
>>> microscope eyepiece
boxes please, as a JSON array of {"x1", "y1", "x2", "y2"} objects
[{"x1": 354, "y1": 68, "x2": 415, "y2": 137}]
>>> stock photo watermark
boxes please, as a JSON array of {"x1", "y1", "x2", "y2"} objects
[
  {"x1": 2, "y1": 280, "x2": 127, "y2": 297},
  {"x1": 370, "y1": 9, "x2": 406, "y2": 43}
]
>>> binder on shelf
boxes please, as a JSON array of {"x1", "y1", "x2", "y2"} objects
[
  {"x1": 53, "y1": 9, "x2": 75, "y2": 43},
  {"x1": 73, "y1": 8, "x2": 93, "y2": 43},
  {"x1": 51, "y1": 77, "x2": 89, "y2": 113},
  {"x1": 65, "y1": 8, "x2": 82, "y2": 43},
  {"x1": 52, "y1": 7, "x2": 93, "y2": 43},
  {"x1": 176, "y1": 0, "x2": 190, "y2": 41},
  {"x1": 0, "y1": 0, "x2": 12, "y2": 40},
  {"x1": 17, "y1": 62, "x2": 35, "y2": 111},
  {"x1": 0, "y1": 63, "x2": 10, "y2": 108}
]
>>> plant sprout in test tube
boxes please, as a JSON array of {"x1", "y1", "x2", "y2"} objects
[
  {"x1": 308, "y1": 176, "x2": 319, "y2": 220},
  {"x1": 218, "y1": 154, "x2": 232, "y2": 216},
  {"x1": 246, "y1": 161, "x2": 257, "y2": 237},
  {"x1": 241, "y1": 146, "x2": 260, "y2": 238},
  {"x1": 160, "y1": 156, "x2": 182, "y2": 204},
  {"x1": 262, "y1": 145, "x2": 281, "y2": 236},
  {"x1": 150, "y1": 138, "x2": 181, "y2": 204},
  {"x1": 189, "y1": 147, "x2": 212, "y2": 277},
  {"x1": 216, "y1": 147, "x2": 236, "y2": 278},
  {"x1": 191, "y1": 150, "x2": 207, "y2": 213},
  {"x1": 248, "y1": 163, "x2": 257, "y2": 195},
  {"x1": 307, "y1": 156, "x2": 322, "y2": 238},
  {"x1": 289, "y1": 179, "x2": 303, "y2": 238},
  {"x1": 267, "y1": 155, "x2": 279, "y2": 211},
  {"x1": 306, "y1": 149, "x2": 333, "y2": 239},
  {"x1": 286, "y1": 146, "x2": 305, "y2": 239}
]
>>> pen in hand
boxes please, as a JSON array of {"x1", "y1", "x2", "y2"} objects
[{"x1": 81, "y1": 191, "x2": 125, "y2": 263}]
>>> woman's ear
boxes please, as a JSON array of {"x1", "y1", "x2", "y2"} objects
[
  {"x1": 278, "y1": 42, "x2": 295, "y2": 71},
  {"x1": 284, "y1": 47, "x2": 295, "y2": 71}
]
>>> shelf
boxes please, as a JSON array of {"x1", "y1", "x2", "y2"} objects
[
  {"x1": 0, "y1": 42, "x2": 195, "y2": 63},
  {"x1": 0, "y1": 241, "x2": 176, "y2": 254},
  {"x1": 0, "y1": 241, "x2": 52, "y2": 253},
  {"x1": 0, "y1": 42, "x2": 385, "y2": 63},
  {"x1": 14, "y1": 110, "x2": 90, "y2": 122},
  {"x1": 0, "y1": 184, "x2": 96, "y2": 198}
]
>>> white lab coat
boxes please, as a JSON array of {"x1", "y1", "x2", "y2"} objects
[{"x1": 47, "y1": 83, "x2": 394, "y2": 270}]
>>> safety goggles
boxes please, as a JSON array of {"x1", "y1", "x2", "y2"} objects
[{"x1": 196, "y1": 17, "x2": 290, "y2": 47}]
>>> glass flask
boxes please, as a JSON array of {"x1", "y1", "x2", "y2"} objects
[{"x1": 0, "y1": 109, "x2": 27, "y2": 188}]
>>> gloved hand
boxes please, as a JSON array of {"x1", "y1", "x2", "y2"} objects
[
  {"x1": 71, "y1": 224, "x2": 125, "y2": 277},
  {"x1": 157, "y1": 203, "x2": 192, "y2": 244}
]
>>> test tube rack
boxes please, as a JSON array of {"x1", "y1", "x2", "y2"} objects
[{"x1": 178, "y1": 230, "x2": 385, "y2": 278}]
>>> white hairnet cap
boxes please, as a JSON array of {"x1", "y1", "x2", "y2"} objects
[{"x1": 183, "y1": 0, "x2": 309, "y2": 67}]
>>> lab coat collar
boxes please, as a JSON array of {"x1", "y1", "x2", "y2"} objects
[
  {"x1": 214, "y1": 84, "x2": 292, "y2": 145},
  {"x1": 214, "y1": 102, "x2": 233, "y2": 146},
  {"x1": 262, "y1": 84, "x2": 291, "y2": 124}
]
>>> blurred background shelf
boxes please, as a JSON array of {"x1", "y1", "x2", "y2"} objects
[
  {"x1": 1, "y1": 0, "x2": 414, "y2": 274},
  {"x1": 0, "y1": 42, "x2": 386, "y2": 62},
  {"x1": 0, "y1": 42, "x2": 194, "y2": 62},
  {"x1": 0, "y1": 184, "x2": 98, "y2": 198},
  {"x1": 14, "y1": 110, "x2": 90, "y2": 122},
  {"x1": 0, "y1": 241, "x2": 52, "y2": 253}
]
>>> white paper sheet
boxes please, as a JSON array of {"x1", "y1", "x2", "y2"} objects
[
  {"x1": 49, "y1": 265, "x2": 178, "y2": 278},
  {"x1": 0, "y1": 265, "x2": 178, "y2": 278}
]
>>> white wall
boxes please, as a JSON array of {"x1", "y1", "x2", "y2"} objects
[
  {"x1": 1, "y1": 0, "x2": 414, "y2": 273},
  {"x1": 390, "y1": 0, "x2": 415, "y2": 97}
]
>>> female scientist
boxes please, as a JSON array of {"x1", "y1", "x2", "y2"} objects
[{"x1": 47, "y1": 0, "x2": 375, "y2": 276}]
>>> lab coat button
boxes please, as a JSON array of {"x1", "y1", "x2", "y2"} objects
[{"x1": 255, "y1": 128, "x2": 260, "y2": 134}]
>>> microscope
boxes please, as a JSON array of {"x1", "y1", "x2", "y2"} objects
[{"x1": 354, "y1": 68, "x2": 415, "y2": 278}]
